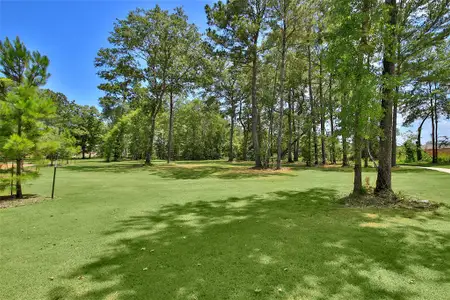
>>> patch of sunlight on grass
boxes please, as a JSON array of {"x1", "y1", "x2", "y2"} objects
[
  {"x1": 286, "y1": 275, "x2": 324, "y2": 300},
  {"x1": 359, "y1": 222, "x2": 389, "y2": 228},
  {"x1": 323, "y1": 240, "x2": 348, "y2": 249},
  {"x1": 2, "y1": 160, "x2": 450, "y2": 299},
  {"x1": 364, "y1": 213, "x2": 379, "y2": 219}
]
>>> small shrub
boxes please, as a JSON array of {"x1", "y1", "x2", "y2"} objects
[{"x1": 363, "y1": 176, "x2": 373, "y2": 194}]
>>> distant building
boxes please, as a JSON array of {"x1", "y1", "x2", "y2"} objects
[{"x1": 423, "y1": 142, "x2": 450, "y2": 155}]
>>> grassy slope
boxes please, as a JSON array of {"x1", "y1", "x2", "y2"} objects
[{"x1": 1, "y1": 160, "x2": 449, "y2": 300}]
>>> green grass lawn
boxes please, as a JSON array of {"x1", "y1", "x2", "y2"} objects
[
  {"x1": 400, "y1": 162, "x2": 450, "y2": 169},
  {"x1": 1, "y1": 160, "x2": 450, "y2": 300}
]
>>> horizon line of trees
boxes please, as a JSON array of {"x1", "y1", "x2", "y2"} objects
[
  {"x1": 1, "y1": 0, "x2": 449, "y2": 199},
  {"x1": 94, "y1": 0, "x2": 449, "y2": 198}
]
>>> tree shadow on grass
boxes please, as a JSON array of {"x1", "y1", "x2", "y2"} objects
[
  {"x1": 290, "y1": 165, "x2": 433, "y2": 174},
  {"x1": 63, "y1": 162, "x2": 146, "y2": 174},
  {"x1": 149, "y1": 165, "x2": 296, "y2": 180},
  {"x1": 49, "y1": 188, "x2": 450, "y2": 300},
  {"x1": 147, "y1": 165, "x2": 229, "y2": 180},
  {"x1": 63, "y1": 161, "x2": 296, "y2": 180}
]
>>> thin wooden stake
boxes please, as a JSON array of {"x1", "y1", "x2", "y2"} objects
[{"x1": 51, "y1": 163, "x2": 57, "y2": 199}]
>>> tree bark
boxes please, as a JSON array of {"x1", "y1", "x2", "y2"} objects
[
  {"x1": 242, "y1": 130, "x2": 248, "y2": 161},
  {"x1": 434, "y1": 88, "x2": 438, "y2": 162},
  {"x1": 228, "y1": 95, "x2": 235, "y2": 162},
  {"x1": 238, "y1": 98, "x2": 248, "y2": 161},
  {"x1": 287, "y1": 89, "x2": 293, "y2": 163},
  {"x1": 416, "y1": 115, "x2": 428, "y2": 161},
  {"x1": 375, "y1": 0, "x2": 396, "y2": 195},
  {"x1": 167, "y1": 91, "x2": 174, "y2": 163},
  {"x1": 319, "y1": 57, "x2": 326, "y2": 165},
  {"x1": 353, "y1": 134, "x2": 363, "y2": 194},
  {"x1": 145, "y1": 115, "x2": 157, "y2": 165},
  {"x1": 16, "y1": 116, "x2": 23, "y2": 198},
  {"x1": 329, "y1": 76, "x2": 336, "y2": 164},
  {"x1": 342, "y1": 136, "x2": 349, "y2": 167},
  {"x1": 267, "y1": 107, "x2": 274, "y2": 166},
  {"x1": 392, "y1": 99, "x2": 398, "y2": 166},
  {"x1": 364, "y1": 141, "x2": 369, "y2": 168},
  {"x1": 276, "y1": 22, "x2": 287, "y2": 169},
  {"x1": 307, "y1": 44, "x2": 318, "y2": 166},
  {"x1": 293, "y1": 93, "x2": 299, "y2": 162},
  {"x1": 430, "y1": 94, "x2": 436, "y2": 163},
  {"x1": 251, "y1": 37, "x2": 261, "y2": 168}
]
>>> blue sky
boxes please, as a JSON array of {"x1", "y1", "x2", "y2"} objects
[
  {"x1": 0, "y1": 0, "x2": 213, "y2": 106},
  {"x1": 0, "y1": 0, "x2": 447, "y2": 144}
]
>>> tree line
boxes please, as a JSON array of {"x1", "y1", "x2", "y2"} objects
[
  {"x1": 95, "y1": 0, "x2": 449, "y2": 197},
  {"x1": 1, "y1": 0, "x2": 449, "y2": 199}
]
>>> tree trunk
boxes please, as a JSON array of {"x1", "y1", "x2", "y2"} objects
[
  {"x1": 228, "y1": 96, "x2": 235, "y2": 162},
  {"x1": 276, "y1": 23, "x2": 287, "y2": 169},
  {"x1": 391, "y1": 99, "x2": 397, "y2": 167},
  {"x1": 238, "y1": 98, "x2": 248, "y2": 161},
  {"x1": 242, "y1": 129, "x2": 248, "y2": 161},
  {"x1": 287, "y1": 89, "x2": 293, "y2": 163},
  {"x1": 16, "y1": 159, "x2": 22, "y2": 198},
  {"x1": 329, "y1": 76, "x2": 336, "y2": 164},
  {"x1": 167, "y1": 91, "x2": 174, "y2": 163},
  {"x1": 319, "y1": 57, "x2": 326, "y2": 165},
  {"x1": 293, "y1": 93, "x2": 299, "y2": 162},
  {"x1": 267, "y1": 107, "x2": 274, "y2": 166},
  {"x1": 353, "y1": 134, "x2": 363, "y2": 194},
  {"x1": 342, "y1": 136, "x2": 349, "y2": 167},
  {"x1": 294, "y1": 140, "x2": 299, "y2": 162},
  {"x1": 434, "y1": 90, "x2": 438, "y2": 162},
  {"x1": 416, "y1": 116, "x2": 428, "y2": 161},
  {"x1": 430, "y1": 96, "x2": 436, "y2": 163},
  {"x1": 375, "y1": 0, "x2": 396, "y2": 196},
  {"x1": 364, "y1": 141, "x2": 369, "y2": 168},
  {"x1": 251, "y1": 38, "x2": 261, "y2": 168},
  {"x1": 15, "y1": 116, "x2": 23, "y2": 199},
  {"x1": 10, "y1": 163, "x2": 14, "y2": 197},
  {"x1": 307, "y1": 44, "x2": 318, "y2": 166},
  {"x1": 145, "y1": 115, "x2": 157, "y2": 165}
]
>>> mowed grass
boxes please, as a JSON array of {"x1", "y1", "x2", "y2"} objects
[{"x1": 1, "y1": 160, "x2": 450, "y2": 300}]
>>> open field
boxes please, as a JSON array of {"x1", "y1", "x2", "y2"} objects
[{"x1": 1, "y1": 160, "x2": 450, "y2": 300}]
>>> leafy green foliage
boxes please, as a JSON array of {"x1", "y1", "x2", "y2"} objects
[{"x1": 0, "y1": 36, "x2": 50, "y2": 86}]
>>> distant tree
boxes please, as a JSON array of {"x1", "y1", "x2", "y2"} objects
[
  {"x1": 71, "y1": 105, "x2": 103, "y2": 159},
  {"x1": 206, "y1": 0, "x2": 269, "y2": 168},
  {"x1": 96, "y1": 6, "x2": 203, "y2": 165},
  {"x1": 0, "y1": 37, "x2": 52, "y2": 198},
  {"x1": 0, "y1": 85, "x2": 55, "y2": 198}
]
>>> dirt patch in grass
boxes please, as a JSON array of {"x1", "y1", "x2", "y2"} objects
[
  {"x1": 165, "y1": 164, "x2": 207, "y2": 169},
  {"x1": 0, "y1": 163, "x2": 34, "y2": 170},
  {"x1": 0, "y1": 194, "x2": 48, "y2": 209},
  {"x1": 322, "y1": 164, "x2": 344, "y2": 169}
]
